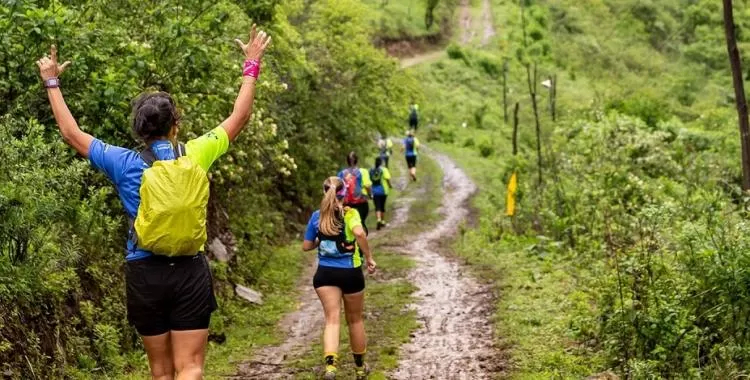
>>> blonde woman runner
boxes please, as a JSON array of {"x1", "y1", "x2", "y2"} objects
[{"x1": 302, "y1": 176, "x2": 377, "y2": 379}]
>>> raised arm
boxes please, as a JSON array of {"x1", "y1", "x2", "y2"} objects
[
  {"x1": 222, "y1": 25, "x2": 272, "y2": 142},
  {"x1": 37, "y1": 45, "x2": 93, "y2": 157}
]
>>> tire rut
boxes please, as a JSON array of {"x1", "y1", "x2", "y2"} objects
[{"x1": 391, "y1": 149, "x2": 503, "y2": 379}]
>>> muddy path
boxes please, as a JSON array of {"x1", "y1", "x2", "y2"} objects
[
  {"x1": 231, "y1": 159, "x2": 415, "y2": 379},
  {"x1": 391, "y1": 149, "x2": 503, "y2": 379}
]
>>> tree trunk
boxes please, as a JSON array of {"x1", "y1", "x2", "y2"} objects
[
  {"x1": 526, "y1": 62, "x2": 543, "y2": 186},
  {"x1": 512, "y1": 102, "x2": 519, "y2": 155},
  {"x1": 549, "y1": 74, "x2": 557, "y2": 122},
  {"x1": 723, "y1": 0, "x2": 750, "y2": 190},
  {"x1": 503, "y1": 61, "x2": 509, "y2": 124}
]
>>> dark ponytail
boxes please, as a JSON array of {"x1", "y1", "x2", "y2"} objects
[
  {"x1": 346, "y1": 151, "x2": 358, "y2": 167},
  {"x1": 131, "y1": 92, "x2": 180, "y2": 142}
]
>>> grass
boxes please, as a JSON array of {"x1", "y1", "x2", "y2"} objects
[
  {"x1": 202, "y1": 245, "x2": 308, "y2": 379},
  {"x1": 287, "y1": 153, "x2": 444, "y2": 378}
]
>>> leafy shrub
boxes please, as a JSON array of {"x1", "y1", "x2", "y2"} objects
[
  {"x1": 605, "y1": 95, "x2": 672, "y2": 128},
  {"x1": 478, "y1": 140, "x2": 495, "y2": 157},
  {"x1": 426, "y1": 127, "x2": 456, "y2": 144},
  {"x1": 447, "y1": 43, "x2": 466, "y2": 61}
]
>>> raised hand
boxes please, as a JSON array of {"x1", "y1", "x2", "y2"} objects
[
  {"x1": 234, "y1": 24, "x2": 272, "y2": 61},
  {"x1": 36, "y1": 45, "x2": 71, "y2": 81}
]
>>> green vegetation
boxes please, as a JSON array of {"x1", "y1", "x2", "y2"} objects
[
  {"x1": 0, "y1": 0, "x2": 415, "y2": 378},
  {"x1": 361, "y1": 0, "x2": 455, "y2": 41},
  {"x1": 413, "y1": 0, "x2": 750, "y2": 378},
  {"x1": 8, "y1": 0, "x2": 750, "y2": 378}
]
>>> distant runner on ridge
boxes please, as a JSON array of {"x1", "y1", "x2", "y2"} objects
[{"x1": 408, "y1": 101, "x2": 419, "y2": 131}]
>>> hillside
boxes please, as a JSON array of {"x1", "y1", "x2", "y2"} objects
[{"x1": 411, "y1": 0, "x2": 750, "y2": 378}]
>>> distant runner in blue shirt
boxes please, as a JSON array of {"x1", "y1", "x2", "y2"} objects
[{"x1": 403, "y1": 129, "x2": 420, "y2": 182}]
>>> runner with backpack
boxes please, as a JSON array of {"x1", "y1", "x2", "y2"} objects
[
  {"x1": 376, "y1": 135, "x2": 393, "y2": 168},
  {"x1": 408, "y1": 101, "x2": 419, "y2": 131},
  {"x1": 36, "y1": 26, "x2": 271, "y2": 380},
  {"x1": 338, "y1": 152, "x2": 373, "y2": 234},
  {"x1": 403, "y1": 130, "x2": 420, "y2": 182},
  {"x1": 302, "y1": 176, "x2": 377, "y2": 380},
  {"x1": 370, "y1": 157, "x2": 393, "y2": 230}
]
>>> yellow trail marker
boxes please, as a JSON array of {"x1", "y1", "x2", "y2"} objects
[{"x1": 506, "y1": 171, "x2": 518, "y2": 216}]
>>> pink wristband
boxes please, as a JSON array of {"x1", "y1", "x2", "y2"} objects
[{"x1": 243, "y1": 59, "x2": 261, "y2": 78}]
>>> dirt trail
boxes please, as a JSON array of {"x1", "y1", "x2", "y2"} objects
[
  {"x1": 459, "y1": 0, "x2": 473, "y2": 45},
  {"x1": 232, "y1": 160, "x2": 414, "y2": 379},
  {"x1": 400, "y1": 50, "x2": 447, "y2": 69},
  {"x1": 481, "y1": 0, "x2": 496, "y2": 46},
  {"x1": 391, "y1": 149, "x2": 502, "y2": 379}
]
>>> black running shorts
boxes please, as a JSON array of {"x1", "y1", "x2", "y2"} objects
[
  {"x1": 125, "y1": 254, "x2": 217, "y2": 336},
  {"x1": 313, "y1": 266, "x2": 365, "y2": 294},
  {"x1": 406, "y1": 156, "x2": 417, "y2": 169},
  {"x1": 373, "y1": 195, "x2": 387, "y2": 212}
]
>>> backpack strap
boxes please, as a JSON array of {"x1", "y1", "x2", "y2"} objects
[
  {"x1": 140, "y1": 142, "x2": 185, "y2": 167},
  {"x1": 175, "y1": 142, "x2": 186, "y2": 158},
  {"x1": 140, "y1": 148, "x2": 158, "y2": 167}
]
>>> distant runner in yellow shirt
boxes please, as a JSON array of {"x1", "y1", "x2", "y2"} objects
[{"x1": 370, "y1": 157, "x2": 393, "y2": 230}]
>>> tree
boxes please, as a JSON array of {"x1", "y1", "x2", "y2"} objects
[
  {"x1": 723, "y1": 0, "x2": 750, "y2": 190},
  {"x1": 425, "y1": 0, "x2": 439, "y2": 29},
  {"x1": 519, "y1": 0, "x2": 544, "y2": 187}
]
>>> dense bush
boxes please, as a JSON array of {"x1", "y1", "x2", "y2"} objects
[
  {"x1": 520, "y1": 113, "x2": 750, "y2": 376},
  {"x1": 0, "y1": 0, "x2": 414, "y2": 377}
]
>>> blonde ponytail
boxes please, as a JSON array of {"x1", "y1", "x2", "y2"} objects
[{"x1": 320, "y1": 176, "x2": 344, "y2": 236}]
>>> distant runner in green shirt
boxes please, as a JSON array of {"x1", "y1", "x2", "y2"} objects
[
  {"x1": 408, "y1": 101, "x2": 419, "y2": 131},
  {"x1": 370, "y1": 157, "x2": 393, "y2": 230}
]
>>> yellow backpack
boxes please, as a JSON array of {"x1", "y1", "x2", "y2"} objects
[{"x1": 133, "y1": 143, "x2": 209, "y2": 256}]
